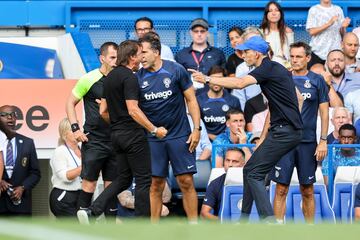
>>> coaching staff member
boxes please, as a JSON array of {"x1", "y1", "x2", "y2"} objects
[
  {"x1": 77, "y1": 40, "x2": 167, "y2": 224},
  {"x1": 191, "y1": 36, "x2": 303, "y2": 222}
]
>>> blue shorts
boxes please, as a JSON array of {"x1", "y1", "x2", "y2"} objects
[
  {"x1": 355, "y1": 183, "x2": 360, "y2": 208},
  {"x1": 149, "y1": 136, "x2": 196, "y2": 177},
  {"x1": 270, "y1": 142, "x2": 317, "y2": 185}
]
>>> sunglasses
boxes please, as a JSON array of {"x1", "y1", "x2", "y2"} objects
[
  {"x1": 192, "y1": 29, "x2": 207, "y2": 34},
  {"x1": 0, "y1": 112, "x2": 17, "y2": 118}
]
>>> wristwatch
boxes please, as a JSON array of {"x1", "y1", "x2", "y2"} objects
[
  {"x1": 205, "y1": 76, "x2": 211, "y2": 84},
  {"x1": 151, "y1": 127, "x2": 158, "y2": 136},
  {"x1": 320, "y1": 136, "x2": 327, "y2": 141},
  {"x1": 194, "y1": 126, "x2": 202, "y2": 131}
]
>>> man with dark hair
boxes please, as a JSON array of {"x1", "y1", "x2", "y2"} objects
[
  {"x1": 137, "y1": 33, "x2": 201, "y2": 223},
  {"x1": 201, "y1": 148, "x2": 247, "y2": 220},
  {"x1": 66, "y1": 42, "x2": 118, "y2": 214},
  {"x1": 134, "y1": 16, "x2": 174, "y2": 61},
  {"x1": 197, "y1": 65, "x2": 241, "y2": 141},
  {"x1": 77, "y1": 40, "x2": 167, "y2": 224},
  {"x1": 270, "y1": 41, "x2": 329, "y2": 224},
  {"x1": 212, "y1": 110, "x2": 251, "y2": 167},
  {"x1": 0, "y1": 105, "x2": 41, "y2": 216},
  {"x1": 324, "y1": 49, "x2": 360, "y2": 98},
  {"x1": 191, "y1": 35, "x2": 303, "y2": 222},
  {"x1": 322, "y1": 123, "x2": 360, "y2": 185}
]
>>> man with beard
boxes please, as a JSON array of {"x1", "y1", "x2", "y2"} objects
[{"x1": 325, "y1": 49, "x2": 360, "y2": 98}]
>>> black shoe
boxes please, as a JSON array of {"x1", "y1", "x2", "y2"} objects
[{"x1": 77, "y1": 208, "x2": 93, "y2": 225}]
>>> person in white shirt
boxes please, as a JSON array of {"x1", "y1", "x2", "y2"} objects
[
  {"x1": 306, "y1": 0, "x2": 351, "y2": 70},
  {"x1": 49, "y1": 118, "x2": 82, "y2": 217}
]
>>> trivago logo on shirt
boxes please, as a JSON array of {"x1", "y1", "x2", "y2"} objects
[
  {"x1": 144, "y1": 90, "x2": 173, "y2": 100},
  {"x1": 203, "y1": 115, "x2": 226, "y2": 124},
  {"x1": 301, "y1": 92, "x2": 312, "y2": 100}
]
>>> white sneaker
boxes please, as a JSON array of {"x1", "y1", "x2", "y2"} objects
[{"x1": 77, "y1": 209, "x2": 90, "y2": 225}]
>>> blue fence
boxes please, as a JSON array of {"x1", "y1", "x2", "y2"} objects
[{"x1": 211, "y1": 143, "x2": 360, "y2": 204}]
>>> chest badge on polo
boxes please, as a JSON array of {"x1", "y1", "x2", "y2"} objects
[
  {"x1": 163, "y1": 78, "x2": 171, "y2": 88},
  {"x1": 222, "y1": 104, "x2": 229, "y2": 112},
  {"x1": 304, "y1": 80, "x2": 312, "y2": 89},
  {"x1": 21, "y1": 157, "x2": 28, "y2": 167},
  {"x1": 141, "y1": 81, "x2": 149, "y2": 89}
]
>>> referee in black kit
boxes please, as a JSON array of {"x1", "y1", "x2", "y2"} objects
[
  {"x1": 77, "y1": 40, "x2": 167, "y2": 224},
  {"x1": 190, "y1": 36, "x2": 303, "y2": 222}
]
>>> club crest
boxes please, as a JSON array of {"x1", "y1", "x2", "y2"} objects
[
  {"x1": 304, "y1": 80, "x2": 311, "y2": 89},
  {"x1": 21, "y1": 157, "x2": 28, "y2": 167},
  {"x1": 222, "y1": 104, "x2": 229, "y2": 112},
  {"x1": 163, "y1": 78, "x2": 171, "y2": 88}
]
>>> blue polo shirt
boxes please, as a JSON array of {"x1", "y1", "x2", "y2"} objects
[
  {"x1": 175, "y1": 43, "x2": 226, "y2": 75},
  {"x1": 197, "y1": 91, "x2": 241, "y2": 135},
  {"x1": 331, "y1": 72, "x2": 360, "y2": 98},
  {"x1": 203, "y1": 174, "x2": 226, "y2": 216},
  {"x1": 136, "y1": 60, "x2": 192, "y2": 141}
]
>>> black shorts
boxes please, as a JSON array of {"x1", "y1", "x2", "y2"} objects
[
  {"x1": 49, "y1": 188, "x2": 80, "y2": 217},
  {"x1": 81, "y1": 134, "x2": 117, "y2": 181}
]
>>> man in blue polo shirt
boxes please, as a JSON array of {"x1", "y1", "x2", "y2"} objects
[
  {"x1": 326, "y1": 49, "x2": 360, "y2": 98},
  {"x1": 200, "y1": 148, "x2": 246, "y2": 220},
  {"x1": 137, "y1": 33, "x2": 201, "y2": 223},
  {"x1": 197, "y1": 65, "x2": 241, "y2": 141},
  {"x1": 175, "y1": 18, "x2": 226, "y2": 91},
  {"x1": 270, "y1": 42, "x2": 329, "y2": 224},
  {"x1": 191, "y1": 36, "x2": 303, "y2": 222}
]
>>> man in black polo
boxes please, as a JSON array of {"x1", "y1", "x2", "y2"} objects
[
  {"x1": 77, "y1": 40, "x2": 167, "y2": 224},
  {"x1": 191, "y1": 36, "x2": 303, "y2": 222}
]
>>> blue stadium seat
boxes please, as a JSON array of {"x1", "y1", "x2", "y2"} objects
[
  {"x1": 218, "y1": 168, "x2": 259, "y2": 223},
  {"x1": 170, "y1": 159, "x2": 212, "y2": 199},
  {"x1": 332, "y1": 167, "x2": 359, "y2": 223}
]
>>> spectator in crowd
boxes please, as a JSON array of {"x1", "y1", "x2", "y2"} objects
[
  {"x1": 226, "y1": 26, "x2": 244, "y2": 77},
  {"x1": 77, "y1": 40, "x2": 161, "y2": 224},
  {"x1": 324, "y1": 49, "x2": 360, "y2": 98},
  {"x1": 261, "y1": 1, "x2": 293, "y2": 67},
  {"x1": 322, "y1": 124, "x2": 360, "y2": 185},
  {"x1": 197, "y1": 65, "x2": 241, "y2": 141},
  {"x1": 355, "y1": 183, "x2": 360, "y2": 221},
  {"x1": 175, "y1": 18, "x2": 226, "y2": 91},
  {"x1": 244, "y1": 93, "x2": 268, "y2": 132},
  {"x1": 212, "y1": 109, "x2": 251, "y2": 167},
  {"x1": 0, "y1": 105, "x2": 41, "y2": 216},
  {"x1": 306, "y1": 0, "x2": 351, "y2": 71},
  {"x1": 345, "y1": 88, "x2": 360, "y2": 137},
  {"x1": 251, "y1": 107, "x2": 269, "y2": 134},
  {"x1": 342, "y1": 32, "x2": 360, "y2": 73},
  {"x1": 49, "y1": 118, "x2": 82, "y2": 217},
  {"x1": 232, "y1": 26, "x2": 263, "y2": 111},
  {"x1": 200, "y1": 148, "x2": 246, "y2": 220},
  {"x1": 137, "y1": 33, "x2": 200, "y2": 223},
  {"x1": 187, "y1": 114, "x2": 212, "y2": 160},
  {"x1": 352, "y1": 27, "x2": 360, "y2": 60},
  {"x1": 134, "y1": 17, "x2": 174, "y2": 61},
  {"x1": 327, "y1": 107, "x2": 352, "y2": 144},
  {"x1": 270, "y1": 41, "x2": 329, "y2": 224},
  {"x1": 66, "y1": 42, "x2": 119, "y2": 216}
]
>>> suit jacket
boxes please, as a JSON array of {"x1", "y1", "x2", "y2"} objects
[{"x1": 0, "y1": 133, "x2": 41, "y2": 214}]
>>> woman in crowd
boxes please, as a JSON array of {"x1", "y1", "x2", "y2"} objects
[
  {"x1": 49, "y1": 118, "x2": 82, "y2": 217},
  {"x1": 225, "y1": 26, "x2": 244, "y2": 77},
  {"x1": 260, "y1": 1, "x2": 293, "y2": 67}
]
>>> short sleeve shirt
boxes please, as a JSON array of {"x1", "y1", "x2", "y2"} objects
[
  {"x1": 103, "y1": 66, "x2": 142, "y2": 131},
  {"x1": 249, "y1": 57, "x2": 303, "y2": 129},
  {"x1": 136, "y1": 60, "x2": 192, "y2": 141},
  {"x1": 306, "y1": 4, "x2": 344, "y2": 60},
  {"x1": 293, "y1": 71, "x2": 329, "y2": 142},
  {"x1": 203, "y1": 174, "x2": 226, "y2": 216},
  {"x1": 197, "y1": 91, "x2": 241, "y2": 135}
]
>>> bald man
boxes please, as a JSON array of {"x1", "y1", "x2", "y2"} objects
[{"x1": 342, "y1": 32, "x2": 360, "y2": 73}]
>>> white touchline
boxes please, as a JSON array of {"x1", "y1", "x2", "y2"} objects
[{"x1": 0, "y1": 219, "x2": 112, "y2": 240}]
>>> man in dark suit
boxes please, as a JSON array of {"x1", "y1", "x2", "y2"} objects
[{"x1": 0, "y1": 105, "x2": 41, "y2": 216}]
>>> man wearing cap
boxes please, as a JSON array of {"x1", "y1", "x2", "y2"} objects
[
  {"x1": 269, "y1": 41, "x2": 329, "y2": 224},
  {"x1": 191, "y1": 35, "x2": 303, "y2": 222},
  {"x1": 175, "y1": 18, "x2": 226, "y2": 90}
]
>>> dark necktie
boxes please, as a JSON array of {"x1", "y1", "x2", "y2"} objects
[{"x1": 6, "y1": 141, "x2": 14, "y2": 167}]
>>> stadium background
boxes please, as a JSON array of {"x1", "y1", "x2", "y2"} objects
[{"x1": 0, "y1": 0, "x2": 359, "y2": 224}]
